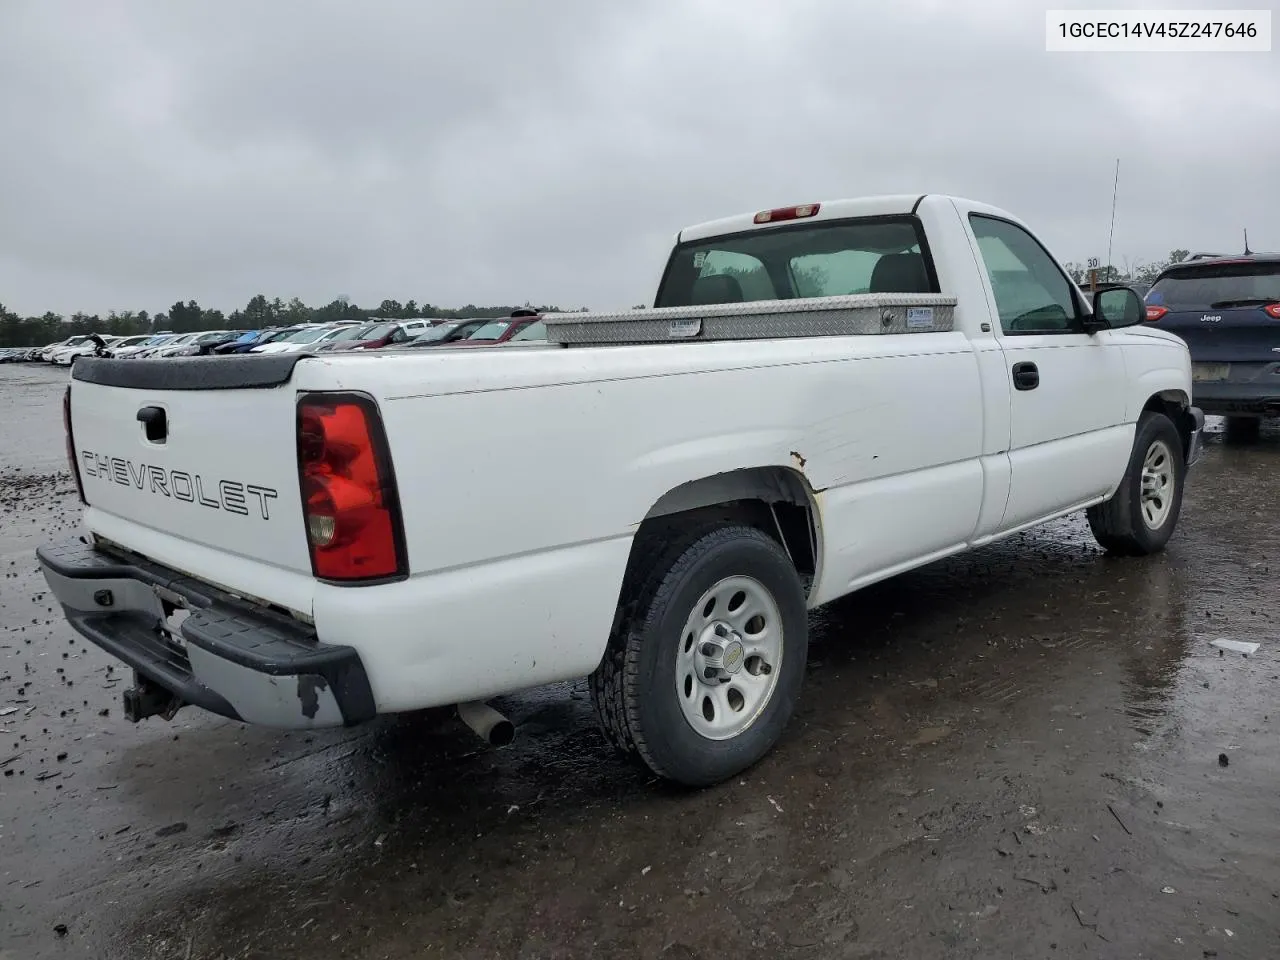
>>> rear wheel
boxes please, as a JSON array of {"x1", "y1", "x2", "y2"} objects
[
  {"x1": 1087, "y1": 411, "x2": 1185, "y2": 556},
  {"x1": 1224, "y1": 415, "x2": 1261, "y2": 444},
  {"x1": 589, "y1": 524, "x2": 808, "y2": 787}
]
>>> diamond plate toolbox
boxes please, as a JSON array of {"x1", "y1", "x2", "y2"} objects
[{"x1": 543, "y1": 294, "x2": 957, "y2": 346}]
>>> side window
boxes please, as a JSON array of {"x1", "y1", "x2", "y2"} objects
[
  {"x1": 969, "y1": 215, "x2": 1080, "y2": 335},
  {"x1": 695, "y1": 250, "x2": 776, "y2": 302}
]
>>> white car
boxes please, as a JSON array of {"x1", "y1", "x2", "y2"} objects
[
  {"x1": 175, "y1": 330, "x2": 247, "y2": 357},
  {"x1": 113, "y1": 334, "x2": 180, "y2": 359},
  {"x1": 42, "y1": 193, "x2": 1204, "y2": 789},
  {"x1": 145, "y1": 332, "x2": 206, "y2": 358},
  {"x1": 41, "y1": 335, "x2": 91, "y2": 362},
  {"x1": 51, "y1": 336, "x2": 121, "y2": 365},
  {"x1": 250, "y1": 324, "x2": 359, "y2": 354},
  {"x1": 244, "y1": 325, "x2": 343, "y2": 355},
  {"x1": 102, "y1": 335, "x2": 153, "y2": 357}
]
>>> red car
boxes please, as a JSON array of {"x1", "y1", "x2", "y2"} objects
[
  {"x1": 447, "y1": 315, "x2": 542, "y2": 348},
  {"x1": 321, "y1": 320, "x2": 434, "y2": 352}
]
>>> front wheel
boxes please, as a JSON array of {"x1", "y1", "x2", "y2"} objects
[
  {"x1": 589, "y1": 524, "x2": 808, "y2": 787},
  {"x1": 1086, "y1": 411, "x2": 1186, "y2": 556}
]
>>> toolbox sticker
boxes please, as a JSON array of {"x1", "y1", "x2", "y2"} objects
[
  {"x1": 667, "y1": 318, "x2": 702, "y2": 339},
  {"x1": 906, "y1": 307, "x2": 934, "y2": 328}
]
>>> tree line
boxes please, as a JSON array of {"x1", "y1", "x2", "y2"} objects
[{"x1": 0, "y1": 295, "x2": 584, "y2": 348}]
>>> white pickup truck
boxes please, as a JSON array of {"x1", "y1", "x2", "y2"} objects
[{"x1": 39, "y1": 194, "x2": 1204, "y2": 787}]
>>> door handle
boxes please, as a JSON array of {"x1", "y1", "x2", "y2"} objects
[
  {"x1": 137, "y1": 405, "x2": 168, "y2": 442},
  {"x1": 1011, "y1": 361, "x2": 1039, "y2": 391}
]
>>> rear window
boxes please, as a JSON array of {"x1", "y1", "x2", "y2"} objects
[
  {"x1": 326, "y1": 325, "x2": 369, "y2": 342},
  {"x1": 655, "y1": 217, "x2": 936, "y2": 308},
  {"x1": 1147, "y1": 262, "x2": 1280, "y2": 309},
  {"x1": 468, "y1": 320, "x2": 512, "y2": 340},
  {"x1": 361, "y1": 323, "x2": 396, "y2": 340},
  {"x1": 510, "y1": 319, "x2": 546, "y2": 341},
  {"x1": 284, "y1": 327, "x2": 334, "y2": 344}
]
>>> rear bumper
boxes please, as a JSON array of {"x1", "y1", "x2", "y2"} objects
[
  {"x1": 36, "y1": 537, "x2": 375, "y2": 729},
  {"x1": 1192, "y1": 381, "x2": 1280, "y2": 418}
]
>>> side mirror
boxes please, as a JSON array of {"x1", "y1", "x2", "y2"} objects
[{"x1": 1091, "y1": 286, "x2": 1144, "y2": 330}]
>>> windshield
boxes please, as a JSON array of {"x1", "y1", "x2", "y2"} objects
[
  {"x1": 509, "y1": 319, "x2": 546, "y2": 341},
  {"x1": 197, "y1": 331, "x2": 228, "y2": 343},
  {"x1": 357, "y1": 323, "x2": 396, "y2": 341},
  {"x1": 62, "y1": 336, "x2": 90, "y2": 347},
  {"x1": 283, "y1": 326, "x2": 335, "y2": 344},
  {"x1": 412, "y1": 324, "x2": 455, "y2": 342},
  {"x1": 466, "y1": 320, "x2": 512, "y2": 340},
  {"x1": 326, "y1": 324, "x2": 372, "y2": 342},
  {"x1": 116, "y1": 336, "x2": 149, "y2": 347},
  {"x1": 1147, "y1": 262, "x2": 1280, "y2": 309},
  {"x1": 655, "y1": 217, "x2": 935, "y2": 307}
]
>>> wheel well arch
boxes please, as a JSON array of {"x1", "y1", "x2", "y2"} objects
[
  {"x1": 1142, "y1": 390, "x2": 1196, "y2": 455},
  {"x1": 630, "y1": 466, "x2": 822, "y2": 597}
]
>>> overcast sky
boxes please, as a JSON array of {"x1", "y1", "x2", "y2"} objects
[{"x1": 1, "y1": 0, "x2": 1276, "y2": 317}]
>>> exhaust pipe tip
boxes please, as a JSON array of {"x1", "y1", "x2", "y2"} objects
[
  {"x1": 457, "y1": 700, "x2": 515, "y2": 747},
  {"x1": 487, "y1": 718, "x2": 516, "y2": 747}
]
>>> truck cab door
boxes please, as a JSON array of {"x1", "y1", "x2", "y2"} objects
[{"x1": 966, "y1": 214, "x2": 1130, "y2": 532}]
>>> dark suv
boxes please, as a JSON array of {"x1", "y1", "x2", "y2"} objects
[{"x1": 1144, "y1": 254, "x2": 1280, "y2": 439}]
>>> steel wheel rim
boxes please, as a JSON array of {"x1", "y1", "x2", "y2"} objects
[
  {"x1": 1140, "y1": 438, "x2": 1175, "y2": 529},
  {"x1": 675, "y1": 575, "x2": 784, "y2": 741}
]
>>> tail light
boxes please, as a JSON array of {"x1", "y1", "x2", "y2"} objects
[
  {"x1": 1145, "y1": 305, "x2": 1168, "y2": 322},
  {"x1": 754, "y1": 203, "x2": 821, "y2": 224},
  {"x1": 1264, "y1": 304, "x2": 1280, "y2": 319},
  {"x1": 296, "y1": 393, "x2": 406, "y2": 583},
  {"x1": 63, "y1": 386, "x2": 85, "y2": 504}
]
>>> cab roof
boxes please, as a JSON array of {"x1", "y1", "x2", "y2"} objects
[{"x1": 676, "y1": 194, "x2": 1015, "y2": 244}]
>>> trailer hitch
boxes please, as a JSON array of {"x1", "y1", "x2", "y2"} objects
[{"x1": 122, "y1": 673, "x2": 186, "y2": 723}]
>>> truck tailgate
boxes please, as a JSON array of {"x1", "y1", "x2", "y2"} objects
[{"x1": 68, "y1": 357, "x2": 312, "y2": 584}]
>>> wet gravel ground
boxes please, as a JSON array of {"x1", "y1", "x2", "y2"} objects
[{"x1": 1, "y1": 362, "x2": 1279, "y2": 959}]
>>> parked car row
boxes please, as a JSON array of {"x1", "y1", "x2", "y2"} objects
[
  {"x1": 0, "y1": 312, "x2": 551, "y2": 366},
  {"x1": 1, "y1": 335, "x2": 123, "y2": 364}
]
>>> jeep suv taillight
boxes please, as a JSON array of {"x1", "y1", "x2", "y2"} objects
[
  {"x1": 63, "y1": 386, "x2": 85, "y2": 503},
  {"x1": 296, "y1": 393, "x2": 406, "y2": 582}
]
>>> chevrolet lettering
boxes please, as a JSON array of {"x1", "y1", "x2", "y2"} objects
[
  {"x1": 79, "y1": 451, "x2": 279, "y2": 519},
  {"x1": 39, "y1": 195, "x2": 1205, "y2": 789}
]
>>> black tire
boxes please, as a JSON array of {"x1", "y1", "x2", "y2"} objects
[
  {"x1": 589, "y1": 524, "x2": 808, "y2": 787},
  {"x1": 1086, "y1": 411, "x2": 1186, "y2": 556},
  {"x1": 1224, "y1": 415, "x2": 1261, "y2": 444}
]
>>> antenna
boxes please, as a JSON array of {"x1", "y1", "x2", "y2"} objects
[
  {"x1": 1243, "y1": 228, "x2": 1252, "y2": 255},
  {"x1": 1106, "y1": 158, "x2": 1120, "y2": 279}
]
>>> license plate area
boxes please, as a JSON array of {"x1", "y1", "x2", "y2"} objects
[{"x1": 1192, "y1": 362, "x2": 1230, "y2": 382}]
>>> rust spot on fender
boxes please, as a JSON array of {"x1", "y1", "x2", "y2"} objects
[{"x1": 789, "y1": 450, "x2": 807, "y2": 470}]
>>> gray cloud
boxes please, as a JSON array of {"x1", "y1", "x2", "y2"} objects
[{"x1": 1, "y1": 0, "x2": 1276, "y2": 316}]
